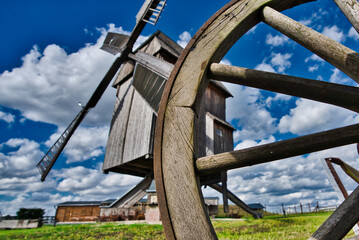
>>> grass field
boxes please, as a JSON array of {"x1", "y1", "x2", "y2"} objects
[{"x1": 0, "y1": 212, "x2": 356, "y2": 239}]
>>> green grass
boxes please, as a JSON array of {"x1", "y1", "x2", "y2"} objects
[{"x1": 0, "y1": 213, "x2": 356, "y2": 239}]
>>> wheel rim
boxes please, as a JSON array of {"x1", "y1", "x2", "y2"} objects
[{"x1": 154, "y1": 0, "x2": 359, "y2": 239}]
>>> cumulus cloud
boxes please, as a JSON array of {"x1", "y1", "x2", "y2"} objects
[
  {"x1": 255, "y1": 63, "x2": 275, "y2": 73},
  {"x1": 54, "y1": 165, "x2": 141, "y2": 197},
  {"x1": 45, "y1": 126, "x2": 109, "y2": 163},
  {"x1": 329, "y1": 68, "x2": 353, "y2": 85},
  {"x1": 0, "y1": 138, "x2": 43, "y2": 178},
  {"x1": 0, "y1": 111, "x2": 15, "y2": 123},
  {"x1": 305, "y1": 54, "x2": 324, "y2": 63},
  {"x1": 265, "y1": 34, "x2": 289, "y2": 47},
  {"x1": 234, "y1": 135, "x2": 275, "y2": 150},
  {"x1": 265, "y1": 93, "x2": 292, "y2": 107},
  {"x1": 308, "y1": 64, "x2": 319, "y2": 72},
  {"x1": 0, "y1": 24, "x2": 144, "y2": 128},
  {"x1": 225, "y1": 83, "x2": 277, "y2": 142},
  {"x1": 226, "y1": 143, "x2": 358, "y2": 210},
  {"x1": 255, "y1": 52, "x2": 292, "y2": 74},
  {"x1": 270, "y1": 53, "x2": 292, "y2": 73},
  {"x1": 177, "y1": 31, "x2": 192, "y2": 48},
  {"x1": 321, "y1": 25, "x2": 344, "y2": 43},
  {"x1": 348, "y1": 27, "x2": 359, "y2": 40},
  {"x1": 278, "y1": 98, "x2": 359, "y2": 135}
]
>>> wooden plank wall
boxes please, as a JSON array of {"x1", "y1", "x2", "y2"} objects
[
  {"x1": 55, "y1": 206, "x2": 100, "y2": 222},
  {"x1": 214, "y1": 122, "x2": 234, "y2": 154},
  {"x1": 103, "y1": 78, "x2": 135, "y2": 170},
  {"x1": 123, "y1": 90, "x2": 154, "y2": 163}
]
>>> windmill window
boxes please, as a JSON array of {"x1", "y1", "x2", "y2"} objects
[{"x1": 216, "y1": 128, "x2": 223, "y2": 137}]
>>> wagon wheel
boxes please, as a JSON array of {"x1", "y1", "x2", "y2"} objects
[{"x1": 154, "y1": 0, "x2": 359, "y2": 239}]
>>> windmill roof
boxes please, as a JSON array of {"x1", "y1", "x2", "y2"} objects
[{"x1": 248, "y1": 203, "x2": 265, "y2": 210}]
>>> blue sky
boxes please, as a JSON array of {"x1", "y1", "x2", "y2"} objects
[{"x1": 0, "y1": 0, "x2": 359, "y2": 216}]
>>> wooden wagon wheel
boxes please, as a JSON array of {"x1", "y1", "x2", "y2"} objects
[{"x1": 154, "y1": 0, "x2": 359, "y2": 239}]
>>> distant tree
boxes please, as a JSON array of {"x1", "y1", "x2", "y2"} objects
[{"x1": 16, "y1": 208, "x2": 44, "y2": 219}]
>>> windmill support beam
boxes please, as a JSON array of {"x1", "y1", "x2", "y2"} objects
[
  {"x1": 209, "y1": 184, "x2": 262, "y2": 219},
  {"x1": 103, "y1": 175, "x2": 153, "y2": 209}
]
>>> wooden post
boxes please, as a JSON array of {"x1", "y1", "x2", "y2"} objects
[
  {"x1": 282, "y1": 204, "x2": 287, "y2": 217},
  {"x1": 300, "y1": 202, "x2": 303, "y2": 214},
  {"x1": 308, "y1": 203, "x2": 311, "y2": 213}
]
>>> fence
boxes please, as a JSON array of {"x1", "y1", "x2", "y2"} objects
[{"x1": 269, "y1": 202, "x2": 338, "y2": 216}]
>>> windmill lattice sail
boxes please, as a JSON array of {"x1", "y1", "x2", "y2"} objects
[{"x1": 36, "y1": 108, "x2": 89, "y2": 181}]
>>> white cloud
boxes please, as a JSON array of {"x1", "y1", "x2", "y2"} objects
[
  {"x1": 305, "y1": 54, "x2": 324, "y2": 63},
  {"x1": 329, "y1": 68, "x2": 353, "y2": 85},
  {"x1": 255, "y1": 63, "x2": 275, "y2": 73},
  {"x1": 177, "y1": 31, "x2": 192, "y2": 48},
  {"x1": 278, "y1": 98, "x2": 359, "y2": 135},
  {"x1": 0, "y1": 138, "x2": 43, "y2": 178},
  {"x1": 54, "y1": 165, "x2": 141, "y2": 197},
  {"x1": 0, "y1": 24, "x2": 133, "y2": 128},
  {"x1": 265, "y1": 34, "x2": 289, "y2": 47},
  {"x1": 321, "y1": 25, "x2": 344, "y2": 43},
  {"x1": 270, "y1": 53, "x2": 292, "y2": 73},
  {"x1": 226, "y1": 143, "x2": 358, "y2": 210},
  {"x1": 0, "y1": 111, "x2": 15, "y2": 123},
  {"x1": 225, "y1": 83, "x2": 277, "y2": 142},
  {"x1": 308, "y1": 65, "x2": 319, "y2": 72},
  {"x1": 45, "y1": 126, "x2": 109, "y2": 163},
  {"x1": 255, "y1": 53, "x2": 292, "y2": 74},
  {"x1": 219, "y1": 58, "x2": 232, "y2": 66},
  {"x1": 348, "y1": 27, "x2": 359, "y2": 40},
  {"x1": 234, "y1": 135, "x2": 275, "y2": 150},
  {"x1": 265, "y1": 93, "x2": 292, "y2": 107}
]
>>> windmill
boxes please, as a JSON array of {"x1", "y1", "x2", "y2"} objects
[
  {"x1": 36, "y1": 0, "x2": 263, "y2": 221},
  {"x1": 36, "y1": 0, "x2": 167, "y2": 182}
]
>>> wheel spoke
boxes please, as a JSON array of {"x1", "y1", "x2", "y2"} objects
[
  {"x1": 333, "y1": 0, "x2": 359, "y2": 34},
  {"x1": 209, "y1": 63, "x2": 359, "y2": 113},
  {"x1": 309, "y1": 185, "x2": 359, "y2": 240},
  {"x1": 262, "y1": 6, "x2": 359, "y2": 83},
  {"x1": 196, "y1": 123, "x2": 359, "y2": 174}
]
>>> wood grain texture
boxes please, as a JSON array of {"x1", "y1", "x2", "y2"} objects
[
  {"x1": 262, "y1": 6, "x2": 359, "y2": 83},
  {"x1": 123, "y1": 90, "x2": 154, "y2": 163},
  {"x1": 103, "y1": 79, "x2": 135, "y2": 170},
  {"x1": 210, "y1": 63, "x2": 359, "y2": 113},
  {"x1": 333, "y1": 0, "x2": 359, "y2": 34},
  {"x1": 309, "y1": 186, "x2": 359, "y2": 240},
  {"x1": 154, "y1": 0, "x2": 314, "y2": 239},
  {"x1": 196, "y1": 123, "x2": 359, "y2": 174}
]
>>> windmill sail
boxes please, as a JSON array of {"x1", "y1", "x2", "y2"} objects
[
  {"x1": 36, "y1": 0, "x2": 167, "y2": 182},
  {"x1": 37, "y1": 107, "x2": 89, "y2": 181}
]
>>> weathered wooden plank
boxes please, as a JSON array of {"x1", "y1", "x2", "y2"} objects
[
  {"x1": 262, "y1": 6, "x2": 359, "y2": 83},
  {"x1": 123, "y1": 90, "x2": 154, "y2": 163},
  {"x1": 196, "y1": 123, "x2": 359, "y2": 175},
  {"x1": 112, "y1": 60, "x2": 135, "y2": 87},
  {"x1": 309, "y1": 186, "x2": 359, "y2": 240},
  {"x1": 162, "y1": 106, "x2": 217, "y2": 239},
  {"x1": 154, "y1": 0, "x2": 315, "y2": 239},
  {"x1": 129, "y1": 52, "x2": 174, "y2": 78},
  {"x1": 103, "y1": 79, "x2": 135, "y2": 170},
  {"x1": 333, "y1": 0, "x2": 359, "y2": 34},
  {"x1": 209, "y1": 63, "x2": 359, "y2": 113}
]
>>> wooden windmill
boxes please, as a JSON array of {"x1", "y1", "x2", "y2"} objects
[
  {"x1": 37, "y1": 0, "x2": 359, "y2": 239},
  {"x1": 36, "y1": 0, "x2": 260, "y2": 220}
]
